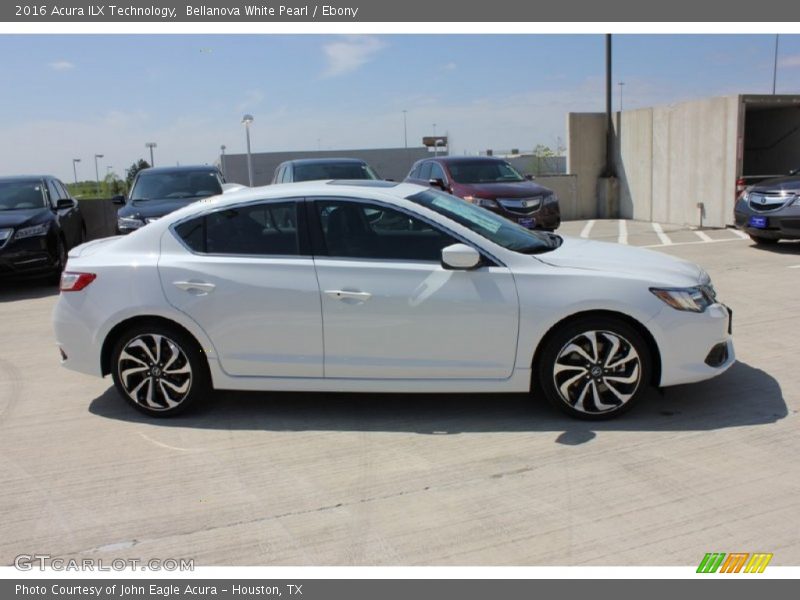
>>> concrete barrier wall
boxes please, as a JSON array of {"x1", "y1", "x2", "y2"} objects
[
  {"x1": 534, "y1": 174, "x2": 579, "y2": 220},
  {"x1": 566, "y1": 113, "x2": 606, "y2": 219},
  {"x1": 77, "y1": 199, "x2": 117, "y2": 240}
]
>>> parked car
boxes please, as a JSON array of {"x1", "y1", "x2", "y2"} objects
[
  {"x1": 405, "y1": 156, "x2": 560, "y2": 230},
  {"x1": 114, "y1": 166, "x2": 224, "y2": 234},
  {"x1": 0, "y1": 175, "x2": 86, "y2": 281},
  {"x1": 53, "y1": 181, "x2": 733, "y2": 420},
  {"x1": 734, "y1": 171, "x2": 800, "y2": 244},
  {"x1": 272, "y1": 158, "x2": 382, "y2": 183}
]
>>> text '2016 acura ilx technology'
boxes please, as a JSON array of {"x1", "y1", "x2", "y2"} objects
[{"x1": 53, "y1": 180, "x2": 734, "y2": 420}]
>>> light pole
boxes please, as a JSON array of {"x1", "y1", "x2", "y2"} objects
[
  {"x1": 72, "y1": 158, "x2": 81, "y2": 184},
  {"x1": 94, "y1": 153, "x2": 104, "y2": 193},
  {"x1": 772, "y1": 34, "x2": 780, "y2": 94},
  {"x1": 220, "y1": 144, "x2": 227, "y2": 179},
  {"x1": 242, "y1": 114, "x2": 254, "y2": 186},
  {"x1": 145, "y1": 142, "x2": 157, "y2": 167},
  {"x1": 618, "y1": 81, "x2": 625, "y2": 112}
]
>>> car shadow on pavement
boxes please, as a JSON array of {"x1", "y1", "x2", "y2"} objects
[
  {"x1": 0, "y1": 278, "x2": 58, "y2": 302},
  {"x1": 747, "y1": 239, "x2": 800, "y2": 254},
  {"x1": 88, "y1": 361, "x2": 787, "y2": 442}
]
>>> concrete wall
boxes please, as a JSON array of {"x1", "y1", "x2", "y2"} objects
[
  {"x1": 222, "y1": 147, "x2": 431, "y2": 186},
  {"x1": 566, "y1": 113, "x2": 607, "y2": 219},
  {"x1": 533, "y1": 175, "x2": 579, "y2": 220}
]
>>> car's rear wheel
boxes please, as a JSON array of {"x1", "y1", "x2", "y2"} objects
[
  {"x1": 536, "y1": 316, "x2": 651, "y2": 420},
  {"x1": 110, "y1": 324, "x2": 210, "y2": 417},
  {"x1": 749, "y1": 234, "x2": 779, "y2": 245}
]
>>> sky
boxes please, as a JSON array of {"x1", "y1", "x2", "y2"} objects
[{"x1": 1, "y1": 33, "x2": 799, "y2": 183}]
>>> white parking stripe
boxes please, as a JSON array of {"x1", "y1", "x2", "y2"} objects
[
  {"x1": 643, "y1": 237, "x2": 748, "y2": 249},
  {"x1": 617, "y1": 219, "x2": 628, "y2": 245},
  {"x1": 694, "y1": 230, "x2": 713, "y2": 242},
  {"x1": 730, "y1": 228, "x2": 749, "y2": 239},
  {"x1": 652, "y1": 222, "x2": 672, "y2": 245},
  {"x1": 789, "y1": 265, "x2": 800, "y2": 269},
  {"x1": 580, "y1": 219, "x2": 595, "y2": 238}
]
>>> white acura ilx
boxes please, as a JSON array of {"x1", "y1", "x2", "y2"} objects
[{"x1": 53, "y1": 180, "x2": 734, "y2": 419}]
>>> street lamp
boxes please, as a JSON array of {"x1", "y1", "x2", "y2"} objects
[
  {"x1": 772, "y1": 34, "x2": 780, "y2": 94},
  {"x1": 94, "y1": 153, "x2": 104, "y2": 193},
  {"x1": 72, "y1": 158, "x2": 81, "y2": 184},
  {"x1": 241, "y1": 114, "x2": 254, "y2": 187},
  {"x1": 618, "y1": 81, "x2": 625, "y2": 112},
  {"x1": 145, "y1": 142, "x2": 157, "y2": 167},
  {"x1": 220, "y1": 144, "x2": 227, "y2": 179}
]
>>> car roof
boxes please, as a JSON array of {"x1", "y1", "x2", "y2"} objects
[
  {"x1": 283, "y1": 158, "x2": 368, "y2": 166},
  {"x1": 137, "y1": 165, "x2": 219, "y2": 175},
  {"x1": 430, "y1": 156, "x2": 506, "y2": 164}
]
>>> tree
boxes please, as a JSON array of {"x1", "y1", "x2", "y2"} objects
[
  {"x1": 102, "y1": 172, "x2": 124, "y2": 197},
  {"x1": 125, "y1": 159, "x2": 151, "y2": 189},
  {"x1": 531, "y1": 144, "x2": 556, "y2": 176}
]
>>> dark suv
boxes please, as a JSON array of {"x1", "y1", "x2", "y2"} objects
[
  {"x1": 404, "y1": 156, "x2": 560, "y2": 230},
  {"x1": 114, "y1": 166, "x2": 224, "y2": 234},
  {"x1": 0, "y1": 175, "x2": 85, "y2": 280},
  {"x1": 272, "y1": 158, "x2": 381, "y2": 183},
  {"x1": 734, "y1": 170, "x2": 800, "y2": 244}
]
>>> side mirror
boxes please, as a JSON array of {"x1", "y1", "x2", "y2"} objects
[
  {"x1": 429, "y1": 178, "x2": 447, "y2": 191},
  {"x1": 111, "y1": 194, "x2": 126, "y2": 205},
  {"x1": 56, "y1": 198, "x2": 76, "y2": 210},
  {"x1": 441, "y1": 243, "x2": 482, "y2": 270}
]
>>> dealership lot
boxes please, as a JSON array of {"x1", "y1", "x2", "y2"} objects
[{"x1": 0, "y1": 219, "x2": 798, "y2": 566}]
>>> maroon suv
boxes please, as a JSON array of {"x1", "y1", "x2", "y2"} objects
[{"x1": 405, "y1": 156, "x2": 560, "y2": 230}]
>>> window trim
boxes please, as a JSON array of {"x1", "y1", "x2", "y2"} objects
[{"x1": 169, "y1": 197, "x2": 311, "y2": 258}]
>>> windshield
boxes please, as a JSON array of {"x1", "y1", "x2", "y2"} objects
[
  {"x1": 408, "y1": 189, "x2": 559, "y2": 254},
  {"x1": 130, "y1": 171, "x2": 222, "y2": 201},
  {"x1": 293, "y1": 162, "x2": 380, "y2": 182},
  {"x1": 448, "y1": 161, "x2": 525, "y2": 184},
  {"x1": 0, "y1": 180, "x2": 47, "y2": 210}
]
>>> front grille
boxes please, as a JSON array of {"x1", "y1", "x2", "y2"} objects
[
  {"x1": 497, "y1": 196, "x2": 543, "y2": 215},
  {"x1": 749, "y1": 192, "x2": 794, "y2": 212}
]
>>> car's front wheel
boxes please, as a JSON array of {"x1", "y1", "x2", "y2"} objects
[
  {"x1": 536, "y1": 316, "x2": 651, "y2": 420},
  {"x1": 110, "y1": 324, "x2": 210, "y2": 417}
]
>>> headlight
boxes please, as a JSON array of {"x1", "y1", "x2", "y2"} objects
[
  {"x1": 0, "y1": 228, "x2": 12, "y2": 243},
  {"x1": 117, "y1": 217, "x2": 145, "y2": 230},
  {"x1": 544, "y1": 193, "x2": 559, "y2": 204},
  {"x1": 14, "y1": 223, "x2": 49, "y2": 240},
  {"x1": 464, "y1": 196, "x2": 497, "y2": 208},
  {"x1": 650, "y1": 285, "x2": 716, "y2": 313}
]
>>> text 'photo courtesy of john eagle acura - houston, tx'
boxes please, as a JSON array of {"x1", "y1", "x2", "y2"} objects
[{"x1": 52, "y1": 179, "x2": 734, "y2": 420}]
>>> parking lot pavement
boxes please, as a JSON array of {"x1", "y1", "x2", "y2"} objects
[
  {"x1": 558, "y1": 218, "x2": 751, "y2": 249},
  {"x1": 0, "y1": 231, "x2": 798, "y2": 567}
]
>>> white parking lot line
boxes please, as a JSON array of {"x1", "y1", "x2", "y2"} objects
[
  {"x1": 694, "y1": 230, "x2": 713, "y2": 242},
  {"x1": 617, "y1": 219, "x2": 628, "y2": 245},
  {"x1": 789, "y1": 265, "x2": 800, "y2": 269},
  {"x1": 652, "y1": 222, "x2": 673, "y2": 245},
  {"x1": 730, "y1": 228, "x2": 749, "y2": 239},
  {"x1": 580, "y1": 219, "x2": 595, "y2": 238},
  {"x1": 643, "y1": 237, "x2": 748, "y2": 249}
]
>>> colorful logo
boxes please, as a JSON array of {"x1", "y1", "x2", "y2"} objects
[{"x1": 697, "y1": 552, "x2": 773, "y2": 573}]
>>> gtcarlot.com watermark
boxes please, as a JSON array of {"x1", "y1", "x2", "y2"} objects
[{"x1": 14, "y1": 554, "x2": 194, "y2": 572}]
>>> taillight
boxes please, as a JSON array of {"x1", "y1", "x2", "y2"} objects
[{"x1": 60, "y1": 272, "x2": 96, "y2": 292}]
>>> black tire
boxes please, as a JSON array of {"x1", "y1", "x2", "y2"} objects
[
  {"x1": 749, "y1": 234, "x2": 779, "y2": 245},
  {"x1": 48, "y1": 236, "x2": 68, "y2": 285},
  {"x1": 110, "y1": 323, "x2": 210, "y2": 417},
  {"x1": 535, "y1": 316, "x2": 651, "y2": 420}
]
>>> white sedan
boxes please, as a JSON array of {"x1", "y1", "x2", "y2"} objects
[{"x1": 53, "y1": 181, "x2": 734, "y2": 419}]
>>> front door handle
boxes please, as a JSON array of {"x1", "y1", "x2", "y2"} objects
[
  {"x1": 173, "y1": 280, "x2": 216, "y2": 295},
  {"x1": 324, "y1": 289, "x2": 372, "y2": 302}
]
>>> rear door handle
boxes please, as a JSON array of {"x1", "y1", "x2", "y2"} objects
[
  {"x1": 173, "y1": 280, "x2": 216, "y2": 295},
  {"x1": 324, "y1": 289, "x2": 372, "y2": 302}
]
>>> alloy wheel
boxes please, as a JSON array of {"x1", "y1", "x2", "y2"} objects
[
  {"x1": 552, "y1": 329, "x2": 642, "y2": 415},
  {"x1": 117, "y1": 334, "x2": 193, "y2": 411}
]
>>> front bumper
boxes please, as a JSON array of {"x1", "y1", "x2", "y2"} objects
[
  {"x1": 648, "y1": 302, "x2": 735, "y2": 387},
  {"x1": 734, "y1": 201, "x2": 800, "y2": 240},
  {"x1": 0, "y1": 236, "x2": 59, "y2": 277}
]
